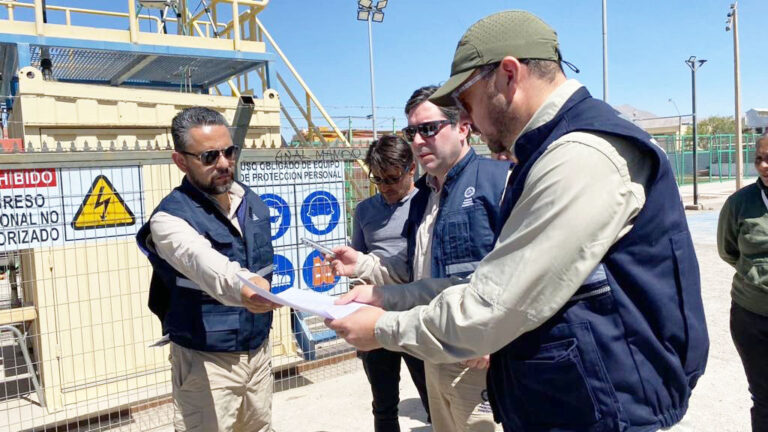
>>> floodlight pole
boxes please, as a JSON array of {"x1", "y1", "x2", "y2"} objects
[
  {"x1": 686, "y1": 56, "x2": 706, "y2": 207},
  {"x1": 602, "y1": 0, "x2": 608, "y2": 102},
  {"x1": 367, "y1": 14, "x2": 377, "y2": 141},
  {"x1": 727, "y1": 2, "x2": 743, "y2": 190}
]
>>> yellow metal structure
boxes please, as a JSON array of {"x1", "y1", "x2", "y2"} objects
[{"x1": 0, "y1": 1, "x2": 362, "y2": 427}]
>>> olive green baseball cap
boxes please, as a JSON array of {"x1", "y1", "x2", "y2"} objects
[{"x1": 430, "y1": 10, "x2": 562, "y2": 107}]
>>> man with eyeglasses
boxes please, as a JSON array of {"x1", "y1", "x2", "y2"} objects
[
  {"x1": 345, "y1": 135, "x2": 431, "y2": 432},
  {"x1": 327, "y1": 10, "x2": 708, "y2": 432},
  {"x1": 332, "y1": 85, "x2": 510, "y2": 431},
  {"x1": 137, "y1": 107, "x2": 280, "y2": 432}
]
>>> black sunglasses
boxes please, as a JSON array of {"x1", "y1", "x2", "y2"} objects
[
  {"x1": 179, "y1": 145, "x2": 241, "y2": 166},
  {"x1": 402, "y1": 120, "x2": 453, "y2": 142},
  {"x1": 369, "y1": 165, "x2": 411, "y2": 185}
]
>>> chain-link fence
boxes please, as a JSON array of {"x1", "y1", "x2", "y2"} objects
[
  {"x1": 655, "y1": 133, "x2": 763, "y2": 185},
  {"x1": 0, "y1": 143, "x2": 374, "y2": 431}
]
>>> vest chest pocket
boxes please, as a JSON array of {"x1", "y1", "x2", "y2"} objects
[
  {"x1": 441, "y1": 211, "x2": 472, "y2": 262},
  {"x1": 204, "y1": 228, "x2": 234, "y2": 248},
  {"x1": 440, "y1": 205, "x2": 494, "y2": 276}
]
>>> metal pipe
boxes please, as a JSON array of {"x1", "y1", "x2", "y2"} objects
[
  {"x1": 252, "y1": 16, "x2": 349, "y2": 146},
  {"x1": 367, "y1": 14, "x2": 377, "y2": 141},
  {"x1": 0, "y1": 325, "x2": 46, "y2": 408},
  {"x1": 731, "y1": 3, "x2": 743, "y2": 189},
  {"x1": 690, "y1": 63, "x2": 699, "y2": 205},
  {"x1": 602, "y1": 0, "x2": 608, "y2": 102},
  {"x1": 128, "y1": 0, "x2": 139, "y2": 42}
]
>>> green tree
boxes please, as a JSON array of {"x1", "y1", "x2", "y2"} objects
[{"x1": 685, "y1": 116, "x2": 736, "y2": 135}]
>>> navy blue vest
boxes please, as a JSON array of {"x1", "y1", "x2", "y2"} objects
[
  {"x1": 406, "y1": 148, "x2": 510, "y2": 279},
  {"x1": 489, "y1": 88, "x2": 709, "y2": 431},
  {"x1": 136, "y1": 177, "x2": 274, "y2": 352}
]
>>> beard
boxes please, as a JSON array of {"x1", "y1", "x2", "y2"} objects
[
  {"x1": 189, "y1": 168, "x2": 234, "y2": 195},
  {"x1": 482, "y1": 82, "x2": 518, "y2": 155}
]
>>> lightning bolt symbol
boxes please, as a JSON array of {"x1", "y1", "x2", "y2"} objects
[{"x1": 93, "y1": 186, "x2": 111, "y2": 221}]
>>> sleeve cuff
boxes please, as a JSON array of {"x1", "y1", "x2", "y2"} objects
[{"x1": 231, "y1": 269, "x2": 259, "y2": 307}]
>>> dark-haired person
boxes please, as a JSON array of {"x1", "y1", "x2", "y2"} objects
[
  {"x1": 350, "y1": 135, "x2": 430, "y2": 432},
  {"x1": 328, "y1": 10, "x2": 708, "y2": 432},
  {"x1": 718, "y1": 133, "x2": 768, "y2": 432},
  {"x1": 332, "y1": 86, "x2": 510, "y2": 431},
  {"x1": 137, "y1": 107, "x2": 280, "y2": 432}
]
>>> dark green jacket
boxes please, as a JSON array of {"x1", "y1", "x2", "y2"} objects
[{"x1": 718, "y1": 179, "x2": 768, "y2": 317}]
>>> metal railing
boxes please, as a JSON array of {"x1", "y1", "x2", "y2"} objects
[
  {"x1": 0, "y1": 0, "x2": 163, "y2": 32},
  {"x1": 656, "y1": 133, "x2": 762, "y2": 185}
]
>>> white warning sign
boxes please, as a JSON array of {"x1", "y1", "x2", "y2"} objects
[
  {"x1": 240, "y1": 159, "x2": 348, "y2": 293},
  {"x1": 0, "y1": 166, "x2": 146, "y2": 252},
  {"x1": 0, "y1": 168, "x2": 63, "y2": 252},
  {"x1": 61, "y1": 167, "x2": 144, "y2": 241}
]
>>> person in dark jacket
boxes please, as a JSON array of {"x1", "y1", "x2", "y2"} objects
[
  {"x1": 137, "y1": 107, "x2": 279, "y2": 432},
  {"x1": 718, "y1": 133, "x2": 768, "y2": 432},
  {"x1": 351, "y1": 135, "x2": 431, "y2": 432},
  {"x1": 332, "y1": 86, "x2": 510, "y2": 431},
  {"x1": 327, "y1": 10, "x2": 708, "y2": 432}
]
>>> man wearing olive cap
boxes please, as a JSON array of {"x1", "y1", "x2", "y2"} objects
[{"x1": 327, "y1": 10, "x2": 708, "y2": 432}]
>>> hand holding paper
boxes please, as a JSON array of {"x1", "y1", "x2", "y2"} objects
[{"x1": 237, "y1": 274, "x2": 366, "y2": 319}]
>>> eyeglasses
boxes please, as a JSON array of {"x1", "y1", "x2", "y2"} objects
[
  {"x1": 401, "y1": 120, "x2": 453, "y2": 142},
  {"x1": 451, "y1": 63, "x2": 498, "y2": 114},
  {"x1": 179, "y1": 145, "x2": 241, "y2": 166},
  {"x1": 369, "y1": 166, "x2": 411, "y2": 185}
]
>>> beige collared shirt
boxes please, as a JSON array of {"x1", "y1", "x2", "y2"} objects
[
  {"x1": 374, "y1": 79, "x2": 654, "y2": 362},
  {"x1": 147, "y1": 182, "x2": 260, "y2": 307},
  {"x1": 412, "y1": 175, "x2": 442, "y2": 280}
]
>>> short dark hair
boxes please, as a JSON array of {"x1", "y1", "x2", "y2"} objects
[
  {"x1": 758, "y1": 133, "x2": 768, "y2": 148},
  {"x1": 364, "y1": 135, "x2": 414, "y2": 174},
  {"x1": 404, "y1": 85, "x2": 460, "y2": 123},
  {"x1": 171, "y1": 107, "x2": 229, "y2": 151},
  {"x1": 519, "y1": 58, "x2": 563, "y2": 82}
]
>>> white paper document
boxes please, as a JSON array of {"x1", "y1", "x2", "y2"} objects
[{"x1": 237, "y1": 274, "x2": 366, "y2": 319}]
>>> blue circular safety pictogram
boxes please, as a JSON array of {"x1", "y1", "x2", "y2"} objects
[
  {"x1": 300, "y1": 191, "x2": 340, "y2": 235},
  {"x1": 301, "y1": 249, "x2": 339, "y2": 292},
  {"x1": 260, "y1": 193, "x2": 290, "y2": 240},
  {"x1": 271, "y1": 253, "x2": 295, "y2": 294}
]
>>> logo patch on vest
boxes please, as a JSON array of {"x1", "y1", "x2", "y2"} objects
[{"x1": 462, "y1": 186, "x2": 475, "y2": 207}]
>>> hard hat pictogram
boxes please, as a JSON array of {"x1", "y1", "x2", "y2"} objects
[{"x1": 72, "y1": 175, "x2": 135, "y2": 230}]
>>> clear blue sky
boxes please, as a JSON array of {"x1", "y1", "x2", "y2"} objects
[
  {"x1": 11, "y1": 1, "x2": 766, "y2": 133},
  {"x1": 258, "y1": 0, "x2": 767, "y2": 131}
]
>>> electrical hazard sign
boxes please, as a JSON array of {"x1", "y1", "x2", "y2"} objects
[
  {"x1": 71, "y1": 175, "x2": 135, "y2": 230},
  {"x1": 62, "y1": 166, "x2": 144, "y2": 242}
]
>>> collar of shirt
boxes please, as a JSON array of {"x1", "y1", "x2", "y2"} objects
[
  {"x1": 511, "y1": 79, "x2": 584, "y2": 152},
  {"x1": 376, "y1": 187, "x2": 418, "y2": 208},
  {"x1": 205, "y1": 181, "x2": 245, "y2": 219},
  {"x1": 758, "y1": 177, "x2": 768, "y2": 194},
  {"x1": 426, "y1": 174, "x2": 441, "y2": 194}
]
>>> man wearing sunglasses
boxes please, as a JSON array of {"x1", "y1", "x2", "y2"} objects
[
  {"x1": 346, "y1": 135, "x2": 431, "y2": 432},
  {"x1": 333, "y1": 86, "x2": 510, "y2": 431},
  {"x1": 137, "y1": 107, "x2": 280, "y2": 432},
  {"x1": 328, "y1": 10, "x2": 707, "y2": 432}
]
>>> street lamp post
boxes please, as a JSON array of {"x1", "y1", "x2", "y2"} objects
[
  {"x1": 685, "y1": 56, "x2": 706, "y2": 208},
  {"x1": 357, "y1": 0, "x2": 387, "y2": 141},
  {"x1": 602, "y1": 0, "x2": 608, "y2": 102},
  {"x1": 727, "y1": 2, "x2": 743, "y2": 190}
]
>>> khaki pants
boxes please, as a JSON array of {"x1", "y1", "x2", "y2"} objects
[
  {"x1": 425, "y1": 362, "x2": 499, "y2": 432},
  {"x1": 169, "y1": 341, "x2": 273, "y2": 432}
]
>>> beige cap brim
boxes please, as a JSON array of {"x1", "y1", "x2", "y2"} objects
[{"x1": 428, "y1": 68, "x2": 476, "y2": 107}]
